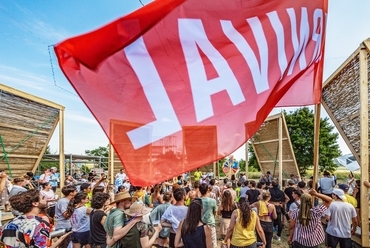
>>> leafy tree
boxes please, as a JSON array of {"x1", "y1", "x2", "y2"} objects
[
  {"x1": 249, "y1": 107, "x2": 341, "y2": 176},
  {"x1": 85, "y1": 145, "x2": 109, "y2": 157}
]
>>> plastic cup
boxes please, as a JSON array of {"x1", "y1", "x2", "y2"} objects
[{"x1": 152, "y1": 220, "x2": 160, "y2": 227}]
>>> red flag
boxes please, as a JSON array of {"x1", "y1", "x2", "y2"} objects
[{"x1": 55, "y1": 0, "x2": 328, "y2": 186}]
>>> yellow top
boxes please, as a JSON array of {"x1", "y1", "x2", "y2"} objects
[
  {"x1": 344, "y1": 193, "x2": 357, "y2": 208},
  {"x1": 258, "y1": 201, "x2": 268, "y2": 217},
  {"x1": 231, "y1": 209, "x2": 257, "y2": 246},
  {"x1": 194, "y1": 171, "x2": 202, "y2": 181}
]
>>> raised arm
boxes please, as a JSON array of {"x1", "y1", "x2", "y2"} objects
[{"x1": 309, "y1": 189, "x2": 332, "y2": 209}]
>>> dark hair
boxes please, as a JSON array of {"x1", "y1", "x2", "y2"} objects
[
  {"x1": 65, "y1": 192, "x2": 88, "y2": 218},
  {"x1": 243, "y1": 181, "x2": 249, "y2": 187},
  {"x1": 92, "y1": 186, "x2": 105, "y2": 195},
  {"x1": 26, "y1": 172, "x2": 34, "y2": 178},
  {"x1": 231, "y1": 174, "x2": 236, "y2": 181},
  {"x1": 173, "y1": 188, "x2": 186, "y2": 201},
  {"x1": 256, "y1": 182, "x2": 264, "y2": 189},
  {"x1": 181, "y1": 198, "x2": 203, "y2": 236},
  {"x1": 210, "y1": 179, "x2": 215, "y2": 186},
  {"x1": 9, "y1": 189, "x2": 40, "y2": 213},
  {"x1": 271, "y1": 180, "x2": 279, "y2": 188},
  {"x1": 61, "y1": 185, "x2": 77, "y2": 197},
  {"x1": 250, "y1": 180, "x2": 256, "y2": 187},
  {"x1": 13, "y1": 177, "x2": 25, "y2": 184},
  {"x1": 92, "y1": 192, "x2": 110, "y2": 209},
  {"x1": 41, "y1": 182, "x2": 50, "y2": 189},
  {"x1": 237, "y1": 182, "x2": 242, "y2": 187},
  {"x1": 80, "y1": 183, "x2": 91, "y2": 192},
  {"x1": 221, "y1": 190, "x2": 234, "y2": 211},
  {"x1": 290, "y1": 174, "x2": 295, "y2": 177},
  {"x1": 293, "y1": 189, "x2": 304, "y2": 198},
  {"x1": 239, "y1": 200, "x2": 252, "y2": 228},
  {"x1": 297, "y1": 181, "x2": 306, "y2": 189},
  {"x1": 199, "y1": 183, "x2": 208, "y2": 195},
  {"x1": 193, "y1": 181, "x2": 200, "y2": 189},
  {"x1": 117, "y1": 185, "x2": 125, "y2": 193}
]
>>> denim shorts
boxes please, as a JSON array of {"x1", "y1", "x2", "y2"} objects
[{"x1": 71, "y1": 230, "x2": 90, "y2": 245}]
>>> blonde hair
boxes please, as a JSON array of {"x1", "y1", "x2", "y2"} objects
[
  {"x1": 298, "y1": 194, "x2": 313, "y2": 226},
  {"x1": 261, "y1": 190, "x2": 271, "y2": 200}
]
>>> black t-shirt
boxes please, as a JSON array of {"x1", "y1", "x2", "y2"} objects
[
  {"x1": 284, "y1": 187, "x2": 295, "y2": 204},
  {"x1": 269, "y1": 188, "x2": 285, "y2": 202},
  {"x1": 246, "y1": 189, "x2": 260, "y2": 204},
  {"x1": 90, "y1": 209, "x2": 107, "y2": 245}
]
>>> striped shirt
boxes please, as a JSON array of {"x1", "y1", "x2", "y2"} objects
[{"x1": 291, "y1": 204, "x2": 327, "y2": 247}]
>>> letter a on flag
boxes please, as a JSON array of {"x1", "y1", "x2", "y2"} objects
[{"x1": 54, "y1": 0, "x2": 328, "y2": 186}]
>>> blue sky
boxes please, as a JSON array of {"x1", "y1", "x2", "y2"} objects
[{"x1": 0, "y1": 0, "x2": 368, "y2": 158}]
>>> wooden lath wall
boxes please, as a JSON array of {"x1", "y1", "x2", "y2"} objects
[
  {"x1": 251, "y1": 113, "x2": 300, "y2": 179},
  {"x1": 0, "y1": 84, "x2": 64, "y2": 178}
]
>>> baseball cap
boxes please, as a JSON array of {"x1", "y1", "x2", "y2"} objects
[
  {"x1": 332, "y1": 188, "x2": 346, "y2": 201},
  {"x1": 338, "y1": 184, "x2": 349, "y2": 191}
]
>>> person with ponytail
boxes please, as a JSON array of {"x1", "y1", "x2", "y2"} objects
[
  {"x1": 217, "y1": 190, "x2": 237, "y2": 241},
  {"x1": 174, "y1": 198, "x2": 212, "y2": 248},
  {"x1": 66, "y1": 192, "x2": 92, "y2": 248},
  {"x1": 287, "y1": 189, "x2": 332, "y2": 248},
  {"x1": 223, "y1": 200, "x2": 266, "y2": 248}
]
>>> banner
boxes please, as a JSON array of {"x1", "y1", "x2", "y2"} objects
[{"x1": 55, "y1": 0, "x2": 328, "y2": 186}]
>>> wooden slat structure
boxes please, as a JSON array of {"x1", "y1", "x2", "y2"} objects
[
  {"x1": 0, "y1": 84, "x2": 64, "y2": 179},
  {"x1": 250, "y1": 113, "x2": 300, "y2": 183},
  {"x1": 321, "y1": 38, "x2": 370, "y2": 247}
]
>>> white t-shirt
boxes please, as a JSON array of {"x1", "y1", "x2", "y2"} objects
[
  {"x1": 326, "y1": 201, "x2": 357, "y2": 238},
  {"x1": 39, "y1": 174, "x2": 50, "y2": 183},
  {"x1": 116, "y1": 172, "x2": 127, "y2": 180},
  {"x1": 161, "y1": 205, "x2": 188, "y2": 233},
  {"x1": 289, "y1": 200, "x2": 301, "y2": 212}
]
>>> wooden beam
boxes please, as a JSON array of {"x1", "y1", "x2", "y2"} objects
[
  {"x1": 259, "y1": 159, "x2": 294, "y2": 163},
  {"x1": 0, "y1": 123, "x2": 50, "y2": 134},
  {"x1": 0, "y1": 83, "x2": 64, "y2": 110},
  {"x1": 0, "y1": 154, "x2": 39, "y2": 159},
  {"x1": 359, "y1": 44, "x2": 369, "y2": 247},
  {"x1": 59, "y1": 109, "x2": 65, "y2": 189},
  {"x1": 245, "y1": 142, "x2": 248, "y2": 179},
  {"x1": 313, "y1": 103, "x2": 321, "y2": 204},
  {"x1": 109, "y1": 143, "x2": 115, "y2": 184},
  {"x1": 278, "y1": 116, "x2": 283, "y2": 186},
  {"x1": 253, "y1": 138, "x2": 288, "y2": 144},
  {"x1": 282, "y1": 113, "x2": 300, "y2": 179},
  {"x1": 337, "y1": 112, "x2": 360, "y2": 125}
]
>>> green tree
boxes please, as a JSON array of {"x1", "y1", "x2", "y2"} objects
[
  {"x1": 85, "y1": 145, "x2": 109, "y2": 157},
  {"x1": 247, "y1": 142, "x2": 261, "y2": 172},
  {"x1": 249, "y1": 107, "x2": 341, "y2": 176}
]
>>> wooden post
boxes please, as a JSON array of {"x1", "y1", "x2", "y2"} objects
[
  {"x1": 245, "y1": 142, "x2": 249, "y2": 179},
  {"x1": 278, "y1": 116, "x2": 283, "y2": 187},
  {"x1": 313, "y1": 103, "x2": 321, "y2": 204},
  {"x1": 228, "y1": 155, "x2": 234, "y2": 179},
  {"x1": 359, "y1": 44, "x2": 369, "y2": 247},
  {"x1": 59, "y1": 109, "x2": 65, "y2": 189},
  {"x1": 213, "y1": 161, "x2": 216, "y2": 179},
  {"x1": 109, "y1": 143, "x2": 115, "y2": 184}
]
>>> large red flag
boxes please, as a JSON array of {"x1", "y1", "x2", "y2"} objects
[{"x1": 55, "y1": 0, "x2": 328, "y2": 186}]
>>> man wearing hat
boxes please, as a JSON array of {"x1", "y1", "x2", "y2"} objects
[
  {"x1": 49, "y1": 167, "x2": 59, "y2": 192},
  {"x1": 338, "y1": 183, "x2": 357, "y2": 208},
  {"x1": 325, "y1": 188, "x2": 357, "y2": 248},
  {"x1": 104, "y1": 192, "x2": 141, "y2": 248}
]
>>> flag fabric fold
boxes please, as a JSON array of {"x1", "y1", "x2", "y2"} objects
[{"x1": 55, "y1": 0, "x2": 328, "y2": 186}]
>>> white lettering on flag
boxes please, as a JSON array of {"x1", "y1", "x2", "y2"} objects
[
  {"x1": 287, "y1": 7, "x2": 310, "y2": 75},
  {"x1": 311, "y1": 9, "x2": 324, "y2": 64},
  {"x1": 124, "y1": 36, "x2": 181, "y2": 149},
  {"x1": 178, "y1": 18, "x2": 245, "y2": 122}
]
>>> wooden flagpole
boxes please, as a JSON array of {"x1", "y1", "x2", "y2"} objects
[{"x1": 313, "y1": 103, "x2": 320, "y2": 203}]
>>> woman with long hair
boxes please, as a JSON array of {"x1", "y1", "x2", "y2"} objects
[
  {"x1": 217, "y1": 190, "x2": 237, "y2": 241},
  {"x1": 151, "y1": 184, "x2": 164, "y2": 208},
  {"x1": 89, "y1": 192, "x2": 111, "y2": 248},
  {"x1": 287, "y1": 189, "x2": 332, "y2": 248},
  {"x1": 40, "y1": 182, "x2": 57, "y2": 218},
  {"x1": 250, "y1": 191, "x2": 277, "y2": 248},
  {"x1": 174, "y1": 198, "x2": 212, "y2": 248},
  {"x1": 65, "y1": 192, "x2": 92, "y2": 248},
  {"x1": 223, "y1": 200, "x2": 266, "y2": 248}
]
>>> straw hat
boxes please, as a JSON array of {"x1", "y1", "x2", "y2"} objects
[
  {"x1": 111, "y1": 192, "x2": 136, "y2": 204},
  {"x1": 124, "y1": 201, "x2": 152, "y2": 216}
]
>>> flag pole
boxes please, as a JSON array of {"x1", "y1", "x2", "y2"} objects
[{"x1": 313, "y1": 103, "x2": 321, "y2": 203}]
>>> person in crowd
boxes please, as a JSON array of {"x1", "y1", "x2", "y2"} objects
[
  {"x1": 194, "y1": 168, "x2": 202, "y2": 182},
  {"x1": 175, "y1": 198, "x2": 212, "y2": 248},
  {"x1": 80, "y1": 183, "x2": 92, "y2": 207},
  {"x1": 38, "y1": 194, "x2": 54, "y2": 247},
  {"x1": 235, "y1": 182, "x2": 242, "y2": 203},
  {"x1": 40, "y1": 182, "x2": 57, "y2": 218},
  {"x1": 92, "y1": 185, "x2": 105, "y2": 195},
  {"x1": 151, "y1": 184, "x2": 164, "y2": 208},
  {"x1": 284, "y1": 180, "x2": 296, "y2": 212},
  {"x1": 49, "y1": 167, "x2": 59, "y2": 192},
  {"x1": 246, "y1": 180, "x2": 260, "y2": 205},
  {"x1": 1, "y1": 176, "x2": 11, "y2": 212},
  {"x1": 223, "y1": 199, "x2": 266, "y2": 248},
  {"x1": 290, "y1": 174, "x2": 298, "y2": 184},
  {"x1": 90, "y1": 192, "x2": 111, "y2": 248},
  {"x1": 104, "y1": 192, "x2": 141, "y2": 248},
  {"x1": 116, "y1": 185, "x2": 126, "y2": 194},
  {"x1": 200, "y1": 172, "x2": 208, "y2": 185},
  {"x1": 187, "y1": 181, "x2": 201, "y2": 205},
  {"x1": 239, "y1": 181, "x2": 249, "y2": 203},
  {"x1": 65, "y1": 174, "x2": 77, "y2": 186},
  {"x1": 65, "y1": 192, "x2": 92, "y2": 248},
  {"x1": 288, "y1": 189, "x2": 303, "y2": 215},
  {"x1": 207, "y1": 185, "x2": 216, "y2": 200},
  {"x1": 250, "y1": 191, "x2": 277, "y2": 248},
  {"x1": 116, "y1": 168, "x2": 127, "y2": 181},
  {"x1": 210, "y1": 179, "x2": 220, "y2": 204},
  {"x1": 0, "y1": 189, "x2": 50, "y2": 247},
  {"x1": 346, "y1": 172, "x2": 356, "y2": 195},
  {"x1": 288, "y1": 189, "x2": 332, "y2": 248},
  {"x1": 9, "y1": 177, "x2": 27, "y2": 214},
  {"x1": 55, "y1": 185, "x2": 77, "y2": 248},
  {"x1": 224, "y1": 181, "x2": 237, "y2": 202},
  {"x1": 353, "y1": 179, "x2": 361, "y2": 225},
  {"x1": 177, "y1": 175, "x2": 183, "y2": 185},
  {"x1": 107, "y1": 185, "x2": 115, "y2": 203},
  {"x1": 199, "y1": 183, "x2": 217, "y2": 248},
  {"x1": 338, "y1": 183, "x2": 357, "y2": 208},
  {"x1": 150, "y1": 192, "x2": 172, "y2": 248},
  {"x1": 161, "y1": 188, "x2": 188, "y2": 248},
  {"x1": 207, "y1": 169, "x2": 214, "y2": 180},
  {"x1": 133, "y1": 186, "x2": 146, "y2": 202},
  {"x1": 123, "y1": 178, "x2": 131, "y2": 191},
  {"x1": 297, "y1": 181, "x2": 308, "y2": 194},
  {"x1": 38, "y1": 168, "x2": 51, "y2": 184},
  {"x1": 325, "y1": 188, "x2": 357, "y2": 248},
  {"x1": 318, "y1": 171, "x2": 335, "y2": 197},
  {"x1": 217, "y1": 190, "x2": 237, "y2": 241},
  {"x1": 269, "y1": 180, "x2": 289, "y2": 241},
  {"x1": 118, "y1": 201, "x2": 162, "y2": 248}
]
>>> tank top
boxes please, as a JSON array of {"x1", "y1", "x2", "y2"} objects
[
  {"x1": 230, "y1": 209, "x2": 257, "y2": 247},
  {"x1": 182, "y1": 224, "x2": 206, "y2": 248},
  {"x1": 221, "y1": 205, "x2": 236, "y2": 219}
]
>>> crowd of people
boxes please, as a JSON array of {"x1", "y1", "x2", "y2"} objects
[{"x1": 0, "y1": 167, "x2": 368, "y2": 248}]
